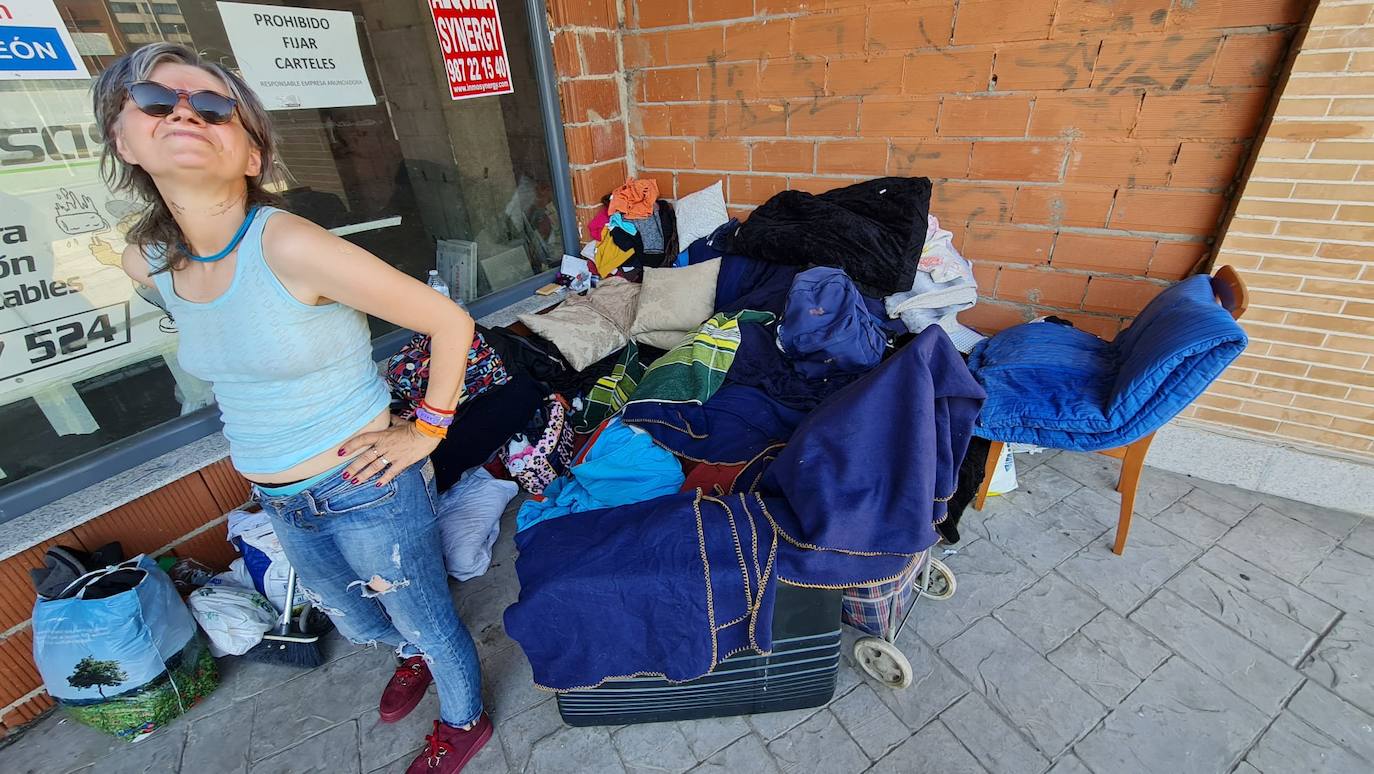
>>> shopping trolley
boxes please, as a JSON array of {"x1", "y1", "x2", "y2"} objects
[{"x1": 842, "y1": 549, "x2": 955, "y2": 689}]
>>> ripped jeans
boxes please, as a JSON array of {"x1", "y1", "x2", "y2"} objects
[{"x1": 252, "y1": 460, "x2": 483, "y2": 727}]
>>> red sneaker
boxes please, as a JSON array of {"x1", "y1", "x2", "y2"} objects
[
  {"x1": 405, "y1": 715, "x2": 494, "y2": 773},
  {"x1": 379, "y1": 656, "x2": 433, "y2": 723}
]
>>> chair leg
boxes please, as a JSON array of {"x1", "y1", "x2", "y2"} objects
[
  {"x1": 974, "y1": 440, "x2": 1005, "y2": 511},
  {"x1": 1112, "y1": 433, "x2": 1155, "y2": 555}
]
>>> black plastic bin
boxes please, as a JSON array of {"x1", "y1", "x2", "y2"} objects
[{"x1": 556, "y1": 584, "x2": 843, "y2": 726}]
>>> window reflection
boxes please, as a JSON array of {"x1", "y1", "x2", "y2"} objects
[{"x1": 0, "y1": 0, "x2": 561, "y2": 493}]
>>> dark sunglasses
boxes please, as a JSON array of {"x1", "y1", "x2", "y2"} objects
[{"x1": 127, "y1": 81, "x2": 237, "y2": 125}]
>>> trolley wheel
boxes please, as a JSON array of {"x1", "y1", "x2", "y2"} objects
[
  {"x1": 919, "y1": 558, "x2": 956, "y2": 601},
  {"x1": 853, "y1": 637, "x2": 914, "y2": 689}
]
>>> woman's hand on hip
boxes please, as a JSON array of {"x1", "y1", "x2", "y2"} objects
[{"x1": 338, "y1": 423, "x2": 440, "y2": 487}]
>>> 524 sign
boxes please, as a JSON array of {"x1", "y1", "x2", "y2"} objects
[{"x1": 0, "y1": 302, "x2": 130, "y2": 380}]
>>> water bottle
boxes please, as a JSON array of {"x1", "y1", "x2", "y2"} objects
[{"x1": 426, "y1": 269, "x2": 450, "y2": 298}]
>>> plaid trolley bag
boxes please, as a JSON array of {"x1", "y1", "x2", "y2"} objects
[{"x1": 841, "y1": 550, "x2": 956, "y2": 689}]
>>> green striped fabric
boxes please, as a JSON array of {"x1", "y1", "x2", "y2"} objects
[
  {"x1": 570, "y1": 341, "x2": 647, "y2": 432},
  {"x1": 628, "y1": 311, "x2": 776, "y2": 405}
]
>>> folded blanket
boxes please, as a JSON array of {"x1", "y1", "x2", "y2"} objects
[
  {"x1": 504, "y1": 488, "x2": 928, "y2": 692},
  {"x1": 968, "y1": 274, "x2": 1248, "y2": 451},
  {"x1": 505, "y1": 490, "x2": 776, "y2": 691},
  {"x1": 623, "y1": 383, "x2": 806, "y2": 465}
]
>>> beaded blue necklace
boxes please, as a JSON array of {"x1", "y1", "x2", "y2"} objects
[{"x1": 183, "y1": 206, "x2": 259, "y2": 263}]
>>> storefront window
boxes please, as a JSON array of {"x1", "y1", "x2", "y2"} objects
[{"x1": 0, "y1": 0, "x2": 564, "y2": 493}]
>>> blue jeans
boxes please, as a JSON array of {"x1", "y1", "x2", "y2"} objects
[{"x1": 251, "y1": 460, "x2": 483, "y2": 727}]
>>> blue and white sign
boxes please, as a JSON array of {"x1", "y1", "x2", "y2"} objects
[{"x1": 0, "y1": 0, "x2": 91, "y2": 80}]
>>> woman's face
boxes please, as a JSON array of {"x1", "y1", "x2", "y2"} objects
[{"x1": 113, "y1": 62, "x2": 261, "y2": 187}]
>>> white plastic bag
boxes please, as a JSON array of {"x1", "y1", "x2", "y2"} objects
[
  {"x1": 187, "y1": 584, "x2": 277, "y2": 657},
  {"x1": 438, "y1": 468, "x2": 519, "y2": 581},
  {"x1": 226, "y1": 508, "x2": 292, "y2": 612},
  {"x1": 988, "y1": 445, "x2": 1018, "y2": 496}
]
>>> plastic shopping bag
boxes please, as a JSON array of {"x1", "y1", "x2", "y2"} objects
[
  {"x1": 188, "y1": 584, "x2": 277, "y2": 657},
  {"x1": 226, "y1": 506, "x2": 291, "y2": 612},
  {"x1": 987, "y1": 445, "x2": 1018, "y2": 496},
  {"x1": 31, "y1": 556, "x2": 219, "y2": 741}
]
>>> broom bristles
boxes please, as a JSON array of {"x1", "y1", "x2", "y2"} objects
[{"x1": 242, "y1": 632, "x2": 324, "y2": 668}]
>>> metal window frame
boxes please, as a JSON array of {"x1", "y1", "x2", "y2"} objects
[{"x1": 0, "y1": 0, "x2": 577, "y2": 523}]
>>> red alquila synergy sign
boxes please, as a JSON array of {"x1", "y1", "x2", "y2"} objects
[{"x1": 427, "y1": 0, "x2": 514, "y2": 100}]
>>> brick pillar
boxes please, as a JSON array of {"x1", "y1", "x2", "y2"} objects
[
  {"x1": 1189, "y1": 0, "x2": 1374, "y2": 461},
  {"x1": 549, "y1": 0, "x2": 630, "y2": 240}
]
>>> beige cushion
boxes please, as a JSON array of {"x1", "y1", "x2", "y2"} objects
[
  {"x1": 630, "y1": 259, "x2": 721, "y2": 350},
  {"x1": 519, "y1": 278, "x2": 641, "y2": 372}
]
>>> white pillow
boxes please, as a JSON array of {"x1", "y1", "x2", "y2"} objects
[{"x1": 675, "y1": 180, "x2": 729, "y2": 252}]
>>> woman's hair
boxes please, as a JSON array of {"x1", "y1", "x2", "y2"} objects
[{"x1": 92, "y1": 43, "x2": 281, "y2": 272}]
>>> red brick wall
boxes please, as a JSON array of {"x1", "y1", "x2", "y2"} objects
[
  {"x1": 604, "y1": 0, "x2": 1308, "y2": 336},
  {"x1": 0, "y1": 461, "x2": 247, "y2": 737},
  {"x1": 549, "y1": 0, "x2": 632, "y2": 234}
]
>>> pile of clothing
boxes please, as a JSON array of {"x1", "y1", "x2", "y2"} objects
[
  {"x1": 582, "y1": 177, "x2": 680, "y2": 278},
  {"x1": 483, "y1": 175, "x2": 994, "y2": 691}
]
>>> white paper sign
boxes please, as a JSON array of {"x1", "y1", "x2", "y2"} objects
[
  {"x1": 0, "y1": 0, "x2": 91, "y2": 80},
  {"x1": 216, "y1": 2, "x2": 375, "y2": 111}
]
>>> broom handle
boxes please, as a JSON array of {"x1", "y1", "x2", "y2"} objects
[{"x1": 277, "y1": 566, "x2": 298, "y2": 635}]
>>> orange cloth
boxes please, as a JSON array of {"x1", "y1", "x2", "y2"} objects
[{"x1": 608, "y1": 177, "x2": 658, "y2": 219}]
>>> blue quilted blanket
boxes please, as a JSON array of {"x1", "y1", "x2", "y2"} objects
[{"x1": 968, "y1": 275, "x2": 1248, "y2": 451}]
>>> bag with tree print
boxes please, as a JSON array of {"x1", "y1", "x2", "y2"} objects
[{"x1": 31, "y1": 555, "x2": 219, "y2": 741}]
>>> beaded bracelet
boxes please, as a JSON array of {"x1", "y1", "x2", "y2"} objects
[
  {"x1": 415, "y1": 404, "x2": 454, "y2": 428},
  {"x1": 413, "y1": 419, "x2": 448, "y2": 439}
]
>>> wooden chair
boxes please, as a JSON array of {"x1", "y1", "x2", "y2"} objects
[{"x1": 972, "y1": 266, "x2": 1249, "y2": 555}]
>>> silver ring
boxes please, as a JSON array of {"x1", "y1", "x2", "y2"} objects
[{"x1": 380, "y1": 456, "x2": 391, "y2": 466}]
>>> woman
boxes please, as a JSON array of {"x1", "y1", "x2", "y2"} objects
[{"x1": 94, "y1": 43, "x2": 490, "y2": 773}]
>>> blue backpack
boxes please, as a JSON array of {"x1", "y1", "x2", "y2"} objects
[{"x1": 779, "y1": 267, "x2": 889, "y2": 378}]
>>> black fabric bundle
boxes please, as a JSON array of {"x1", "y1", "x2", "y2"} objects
[
  {"x1": 479, "y1": 324, "x2": 570, "y2": 388},
  {"x1": 938, "y1": 436, "x2": 990, "y2": 544},
  {"x1": 429, "y1": 374, "x2": 545, "y2": 491},
  {"x1": 723, "y1": 176, "x2": 932, "y2": 296},
  {"x1": 654, "y1": 199, "x2": 679, "y2": 265}
]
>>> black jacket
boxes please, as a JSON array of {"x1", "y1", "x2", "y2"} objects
[{"x1": 724, "y1": 176, "x2": 932, "y2": 296}]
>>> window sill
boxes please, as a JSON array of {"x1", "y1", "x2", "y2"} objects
[{"x1": 0, "y1": 432, "x2": 231, "y2": 562}]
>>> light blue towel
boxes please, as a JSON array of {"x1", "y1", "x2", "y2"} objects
[
  {"x1": 607, "y1": 213, "x2": 638, "y2": 236},
  {"x1": 517, "y1": 418, "x2": 684, "y2": 532}
]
